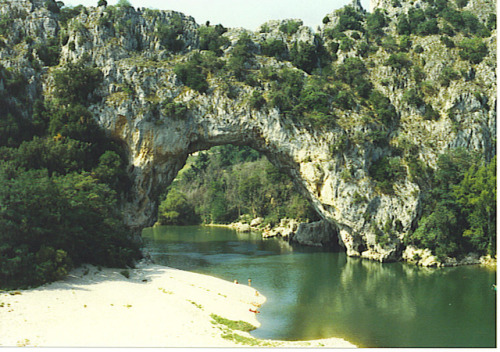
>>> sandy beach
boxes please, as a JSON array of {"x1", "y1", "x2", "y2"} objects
[{"x1": 0, "y1": 262, "x2": 356, "y2": 348}]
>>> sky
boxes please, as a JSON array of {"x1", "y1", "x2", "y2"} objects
[{"x1": 62, "y1": 0, "x2": 372, "y2": 31}]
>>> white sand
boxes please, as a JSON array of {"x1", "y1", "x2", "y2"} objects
[{"x1": 0, "y1": 262, "x2": 356, "y2": 348}]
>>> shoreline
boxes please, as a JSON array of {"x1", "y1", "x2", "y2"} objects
[{"x1": 0, "y1": 262, "x2": 356, "y2": 348}]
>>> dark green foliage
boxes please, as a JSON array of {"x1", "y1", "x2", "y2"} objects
[
  {"x1": 290, "y1": 41, "x2": 320, "y2": 74},
  {"x1": 0, "y1": 166, "x2": 140, "y2": 289},
  {"x1": 407, "y1": 149, "x2": 496, "y2": 259},
  {"x1": 402, "y1": 88, "x2": 424, "y2": 107},
  {"x1": 58, "y1": 5, "x2": 85, "y2": 27},
  {"x1": 384, "y1": 52, "x2": 412, "y2": 70},
  {"x1": 369, "y1": 156, "x2": 406, "y2": 194},
  {"x1": 369, "y1": 90, "x2": 397, "y2": 124},
  {"x1": 439, "y1": 66, "x2": 460, "y2": 87},
  {"x1": 98, "y1": 0, "x2": 107, "y2": 7},
  {"x1": 423, "y1": 104, "x2": 440, "y2": 120},
  {"x1": 335, "y1": 6, "x2": 365, "y2": 32},
  {"x1": 260, "y1": 38, "x2": 288, "y2": 60},
  {"x1": 226, "y1": 33, "x2": 256, "y2": 81},
  {"x1": 53, "y1": 61, "x2": 103, "y2": 106},
  {"x1": 486, "y1": 14, "x2": 496, "y2": 30},
  {"x1": 269, "y1": 68, "x2": 305, "y2": 116},
  {"x1": 174, "y1": 53, "x2": 210, "y2": 93},
  {"x1": 279, "y1": 20, "x2": 301, "y2": 35},
  {"x1": 440, "y1": 35, "x2": 455, "y2": 48},
  {"x1": 116, "y1": 0, "x2": 132, "y2": 7},
  {"x1": 339, "y1": 37, "x2": 355, "y2": 52},
  {"x1": 399, "y1": 35, "x2": 412, "y2": 51},
  {"x1": 396, "y1": 14, "x2": 411, "y2": 35},
  {"x1": 158, "y1": 145, "x2": 319, "y2": 225},
  {"x1": 0, "y1": 15, "x2": 13, "y2": 37},
  {"x1": 161, "y1": 98, "x2": 188, "y2": 119},
  {"x1": 0, "y1": 66, "x2": 34, "y2": 147},
  {"x1": 156, "y1": 13, "x2": 185, "y2": 52},
  {"x1": 414, "y1": 45, "x2": 424, "y2": 53},
  {"x1": 248, "y1": 90, "x2": 266, "y2": 111},
  {"x1": 416, "y1": 19, "x2": 439, "y2": 35},
  {"x1": 366, "y1": 9, "x2": 388, "y2": 37},
  {"x1": 336, "y1": 57, "x2": 372, "y2": 98},
  {"x1": 441, "y1": 8, "x2": 490, "y2": 36},
  {"x1": 198, "y1": 24, "x2": 229, "y2": 56},
  {"x1": 454, "y1": 159, "x2": 496, "y2": 255},
  {"x1": 158, "y1": 189, "x2": 200, "y2": 225},
  {"x1": 45, "y1": 0, "x2": 61, "y2": 13},
  {"x1": 458, "y1": 38, "x2": 488, "y2": 64}
]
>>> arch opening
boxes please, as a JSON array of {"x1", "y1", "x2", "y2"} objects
[{"x1": 149, "y1": 143, "x2": 344, "y2": 250}]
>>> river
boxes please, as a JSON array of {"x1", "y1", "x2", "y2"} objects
[{"x1": 142, "y1": 225, "x2": 496, "y2": 348}]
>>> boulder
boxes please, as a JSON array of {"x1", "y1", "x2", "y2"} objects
[{"x1": 290, "y1": 220, "x2": 338, "y2": 247}]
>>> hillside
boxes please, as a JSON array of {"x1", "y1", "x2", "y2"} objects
[{"x1": 0, "y1": 0, "x2": 496, "y2": 281}]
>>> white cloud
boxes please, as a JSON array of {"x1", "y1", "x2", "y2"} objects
[{"x1": 62, "y1": 0, "x2": 371, "y2": 30}]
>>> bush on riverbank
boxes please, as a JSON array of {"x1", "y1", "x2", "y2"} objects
[{"x1": 0, "y1": 61, "x2": 141, "y2": 289}]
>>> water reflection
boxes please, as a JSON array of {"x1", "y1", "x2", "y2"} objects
[{"x1": 142, "y1": 225, "x2": 496, "y2": 348}]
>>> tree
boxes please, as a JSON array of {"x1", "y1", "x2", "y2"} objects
[
  {"x1": 97, "y1": 0, "x2": 107, "y2": 7},
  {"x1": 458, "y1": 38, "x2": 488, "y2": 64},
  {"x1": 454, "y1": 159, "x2": 496, "y2": 255},
  {"x1": 53, "y1": 61, "x2": 103, "y2": 106}
]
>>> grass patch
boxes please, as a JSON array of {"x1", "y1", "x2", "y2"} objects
[
  {"x1": 159, "y1": 288, "x2": 174, "y2": 294},
  {"x1": 210, "y1": 313, "x2": 257, "y2": 332},
  {"x1": 221, "y1": 332, "x2": 274, "y2": 347},
  {"x1": 188, "y1": 300, "x2": 203, "y2": 310}
]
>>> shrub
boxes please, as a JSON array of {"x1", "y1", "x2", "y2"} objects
[
  {"x1": 53, "y1": 61, "x2": 103, "y2": 106},
  {"x1": 440, "y1": 35, "x2": 455, "y2": 48},
  {"x1": 248, "y1": 90, "x2": 267, "y2": 111},
  {"x1": 290, "y1": 41, "x2": 320, "y2": 74},
  {"x1": 226, "y1": 33, "x2": 256, "y2": 81},
  {"x1": 366, "y1": 8, "x2": 388, "y2": 37},
  {"x1": 156, "y1": 14, "x2": 185, "y2": 52},
  {"x1": 260, "y1": 38, "x2": 288, "y2": 60},
  {"x1": 0, "y1": 167, "x2": 140, "y2": 289},
  {"x1": 458, "y1": 38, "x2": 488, "y2": 64},
  {"x1": 340, "y1": 37, "x2": 355, "y2": 52},
  {"x1": 416, "y1": 19, "x2": 439, "y2": 35},
  {"x1": 384, "y1": 52, "x2": 412, "y2": 70},
  {"x1": 438, "y1": 66, "x2": 460, "y2": 87},
  {"x1": 402, "y1": 88, "x2": 424, "y2": 107},
  {"x1": 335, "y1": 6, "x2": 365, "y2": 32},
  {"x1": 369, "y1": 156, "x2": 406, "y2": 194},
  {"x1": 198, "y1": 24, "x2": 229, "y2": 56},
  {"x1": 174, "y1": 53, "x2": 209, "y2": 93},
  {"x1": 33, "y1": 37, "x2": 61, "y2": 66},
  {"x1": 279, "y1": 20, "x2": 302, "y2": 35},
  {"x1": 161, "y1": 98, "x2": 188, "y2": 119}
]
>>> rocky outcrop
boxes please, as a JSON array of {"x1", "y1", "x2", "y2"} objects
[
  {"x1": 290, "y1": 220, "x2": 340, "y2": 248},
  {"x1": 0, "y1": 0, "x2": 495, "y2": 263}
]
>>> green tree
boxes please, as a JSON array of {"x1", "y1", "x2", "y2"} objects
[
  {"x1": 454, "y1": 159, "x2": 496, "y2": 255},
  {"x1": 458, "y1": 38, "x2": 488, "y2": 64},
  {"x1": 53, "y1": 61, "x2": 103, "y2": 106}
]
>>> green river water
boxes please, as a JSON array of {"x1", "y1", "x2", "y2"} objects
[{"x1": 142, "y1": 225, "x2": 496, "y2": 348}]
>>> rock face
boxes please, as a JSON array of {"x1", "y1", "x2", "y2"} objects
[
  {"x1": 0, "y1": 0, "x2": 496, "y2": 263},
  {"x1": 290, "y1": 220, "x2": 340, "y2": 248}
]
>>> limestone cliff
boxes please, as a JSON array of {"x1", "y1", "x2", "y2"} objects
[{"x1": 0, "y1": 0, "x2": 495, "y2": 263}]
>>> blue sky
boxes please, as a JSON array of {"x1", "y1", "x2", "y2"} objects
[{"x1": 62, "y1": 0, "x2": 372, "y2": 30}]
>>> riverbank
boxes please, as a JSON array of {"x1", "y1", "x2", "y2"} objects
[{"x1": 0, "y1": 262, "x2": 356, "y2": 348}]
